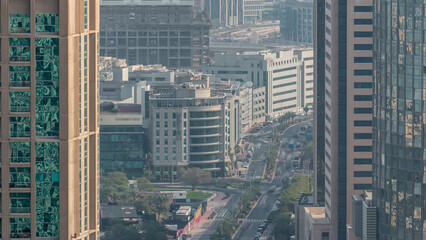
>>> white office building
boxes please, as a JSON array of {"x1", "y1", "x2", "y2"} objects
[{"x1": 204, "y1": 48, "x2": 314, "y2": 118}]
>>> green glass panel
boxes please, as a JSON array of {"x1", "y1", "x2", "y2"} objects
[
  {"x1": 35, "y1": 14, "x2": 59, "y2": 33},
  {"x1": 10, "y1": 193, "x2": 31, "y2": 213},
  {"x1": 9, "y1": 66, "x2": 31, "y2": 87},
  {"x1": 9, "y1": 117, "x2": 31, "y2": 138},
  {"x1": 36, "y1": 142, "x2": 59, "y2": 238},
  {"x1": 9, "y1": 14, "x2": 30, "y2": 33},
  {"x1": 10, "y1": 167, "x2": 31, "y2": 188},
  {"x1": 10, "y1": 217, "x2": 31, "y2": 238},
  {"x1": 9, "y1": 38, "x2": 30, "y2": 62},
  {"x1": 10, "y1": 91, "x2": 31, "y2": 112},
  {"x1": 36, "y1": 38, "x2": 59, "y2": 137},
  {"x1": 10, "y1": 142, "x2": 31, "y2": 163}
]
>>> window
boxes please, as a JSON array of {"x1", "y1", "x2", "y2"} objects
[
  {"x1": 36, "y1": 38, "x2": 59, "y2": 137},
  {"x1": 35, "y1": 142, "x2": 59, "y2": 237},
  {"x1": 354, "y1": 171, "x2": 372, "y2": 177},
  {"x1": 354, "y1": 108, "x2": 372, "y2": 114},
  {"x1": 10, "y1": 117, "x2": 31, "y2": 138},
  {"x1": 354, "y1": 146, "x2": 372, "y2": 152},
  {"x1": 354, "y1": 31, "x2": 373, "y2": 37},
  {"x1": 164, "y1": 113, "x2": 168, "y2": 119},
  {"x1": 354, "y1": 158, "x2": 372, "y2": 165},
  {"x1": 36, "y1": 14, "x2": 59, "y2": 33},
  {"x1": 10, "y1": 14, "x2": 30, "y2": 33},
  {"x1": 354, "y1": 133, "x2": 372, "y2": 139},
  {"x1": 9, "y1": 66, "x2": 31, "y2": 87},
  {"x1": 10, "y1": 218, "x2": 31, "y2": 238},
  {"x1": 354, "y1": 95, "x2": 372, "y2": 101},
  {"x1": 354, "y1": 19, "x2": 373, "y2": 25},
  {"x1": 354, "y1": 184, "x2": 372, "y2": 190},
  {"x1": 10, "y1": 193, "x2": 30, "y2": 213},
  {"x1": 354, "y1": 6, "x2": 373, "y2": 12},
  {"x1": 354, "y1": 57, "x2": 373, "y2": 63},
  {"x1": 10, "y1": 167, "x2": 31, "y2": 188},
  {"x1": 354, "y1": 44, "x2": 372, "y2": 50},
  {"x1": 354, "y1": 82, "x2": 372, "y2": 88},
  {"x1": 10, "y1": 91, "x2": 31, "y2": 112},
  {"x1": 10, "y1": 38, "x2": 30, "y2": 61},
  {"x1": 10, "y1": 142, "x2": 31, "y2": 163},
  {"x1": 354, "y1": 70, "x2": 373, "y2": 76},
  {"x1": 354, "y1": 120, "x2": 372, "y2": 126}
]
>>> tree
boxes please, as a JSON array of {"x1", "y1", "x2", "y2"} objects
[
  {"x1": 153, "y1": 195, "x2": 169, "y2": 221},
  {"x1": 180, "y1": 167, "x2": 211, "y2": 190},
  {"x1": 210, "y1": 216, "x2": 238, "y2": 240},
  {"x1": 271, "y1": 212, "x2": 294, "y2": 240},
  {"x1": 103, "y1": 223, "x2": 142, "y2": 240},
  {"x1": 300, "y1": 141, "x2": 313, "y2": 163},
  {"x1": 100, "y1": 172, "x2": 131, "y2": 204},
  {"x1": 234, "y1": 144, "x2": 241, "y2": 155},
  {"x1": 137, "y1": 177, "x2": 154, "y2": 192},
  {"x1": 141, "y1": 221, "x2": 168, "y2": 240},
  {"x1": 303, "y1": 105, "x2": 310, "y2": 116}
]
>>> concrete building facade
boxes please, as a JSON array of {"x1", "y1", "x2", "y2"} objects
[
  {"x1": 149, "y1": 83, "x2": 234, "y2": 180},
  {"x1": 241, "y1": 0, "x2": 265, "y2": 23},
  {"x1": 252, "y1": 86, "x2": 266, "y2": 124},
  {"x1": 280, "y1": 0, "x2": 313, "y2": 45},
  {"x1": 205, "y1": 49, "x2": 314, "y2": 118},
  {"x1": 205, "y1": 0, "x2": 239, "y2": 26},
  {"x1": 0, "y1": 0, "x2": 100, "y2": 239},
  {"x1": 319, "y1": 0, "x2": 374, "y2": 239},
  {"x1": 100, "y1": 2, "x2": 210, "y2": 69}
]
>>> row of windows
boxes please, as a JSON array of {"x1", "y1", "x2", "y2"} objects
[{"x1": 9, "y1": 14, "x2": 59, "y2": 34}]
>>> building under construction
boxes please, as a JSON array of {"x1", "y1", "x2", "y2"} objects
[{"x1": 100, "y1": 0, "x2": 211, "y2": 69}]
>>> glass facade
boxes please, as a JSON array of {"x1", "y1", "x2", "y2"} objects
[
  {"x1": 0, "y1": 0, "x2": 99, "y2": 239},
  {"x1": 36, "y1": 14, "x2": 59, "y2": 33},
  {"x1": 373, "y1": 1, "x2": 426, "y2": 239},
  {"x1": 100, "y1": 126, "x2": 145, "y2": 178},
  {"x1": 35, "y1": 38, "x2": 60, "y2": 137},
  {"x1": 35, "y1": 142, "x2": 59, "y2": 237}
]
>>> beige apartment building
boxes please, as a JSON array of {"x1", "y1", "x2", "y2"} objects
[
  {"x1": 320, "y1": 0, "x2": 373, "y2": 239},
  {"x1": 0, "y1": 0, "x2": 100, "y2": 239},
  {"x1": 149, "y1": 82, "x2": 234, "y2": 180}
]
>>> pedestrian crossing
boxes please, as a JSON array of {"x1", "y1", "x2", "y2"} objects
[{"x1": 242, "y1": 219, "x2": 266, "y2": 223}]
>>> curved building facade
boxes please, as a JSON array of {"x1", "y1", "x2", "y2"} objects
[
  {"x1": 149, "y1": 85, "x2": 233, "y2": 180},
  {"x1": 373, "y1": 1, "x2": 426, "y2": 239}
]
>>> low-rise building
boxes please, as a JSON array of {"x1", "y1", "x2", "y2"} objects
[
  {"x1": 100, "y1": 104, "x2": 146, "y2": 178},
  {"x1": 204, "y1": 48, "x2": 314, "y2": 118},
  {"x1": 294, "y1": 194, "x2": 314, "y2": 240},
  {"x1": 149, "y1": 81, "x2": 235, "y2": 180},
  {"x1": 280, "y1": 0, "x2": 313, "y2": 45},
  {"x1": 303, "y1": 207, "x2": 331, "y2": 240}
]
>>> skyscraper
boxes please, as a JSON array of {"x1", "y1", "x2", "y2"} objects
[
  {"x1": 0, "y1": 0, "x2": 99, "y2": 238},
  {"x1": 205, "y1": 0, "x2": 239, "y2": 26},
  {"x1": 313, "y1": 0, "x2": 325, "y2": 207},
  {"x1": 317, "y1": 0, "x2": 374, "y2": 239},
  {"x1": 372, "y1": 1, "x2": 426, "y2": 239}
]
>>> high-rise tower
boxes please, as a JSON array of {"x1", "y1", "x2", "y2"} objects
[
  {"x1": 0, "y1": 0, "x2": 99, "y2": 239},
  {"x1": 317, "y1": 0, "x2": 374, "y2": 238},
  {"x1": 372, "y1": 1, "x2": 426, "y2": 239}
]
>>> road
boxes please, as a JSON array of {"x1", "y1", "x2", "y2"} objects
[{"x1": 233, "y1": 120, "x2": 312, "y2": 240}]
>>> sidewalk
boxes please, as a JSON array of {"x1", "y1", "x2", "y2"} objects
[{"x1": 189, "y1": 191, "x2": 231, "y2": 239}]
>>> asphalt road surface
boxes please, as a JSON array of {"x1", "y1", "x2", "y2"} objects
[{"x1": 234, "y1": 120, "x2": 312, "y2": 240}]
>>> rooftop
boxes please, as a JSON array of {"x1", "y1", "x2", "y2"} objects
[
  {"x1": 304, "y1": 207, "x2": 329, "y2": 224},
  {"x1": 100, "y1": 204, "x2": 139, "y2": 221}
]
